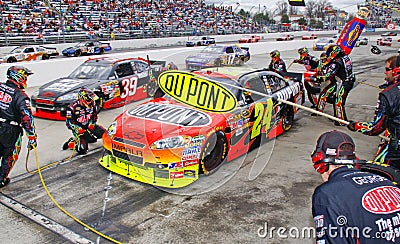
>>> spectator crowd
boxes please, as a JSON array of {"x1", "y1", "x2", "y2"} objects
[{"x1": 0, "y1": 0, "x2": 261, "y2": 39}]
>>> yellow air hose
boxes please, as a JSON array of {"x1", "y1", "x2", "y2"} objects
[{"x1": 27, "y1": 146, "x2": 121, "y2": 244}]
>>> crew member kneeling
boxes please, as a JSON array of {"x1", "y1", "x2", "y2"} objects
[{"x1": 63, "y1": 88, "x2": 106, "y2": 155}]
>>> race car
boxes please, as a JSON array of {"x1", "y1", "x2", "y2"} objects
[
  {"x1": 61, "y1": 41, "x2": 112, "y2": 57},
  {"x1": 238, "y1": 35, "x2": 260, "y2": 43},
  {"x1": 185, "y1": 36, "x2": 216, "y2": 47},
  {"x1": 0, "y1": 45, "x2": 59, "y2": 63},
  {"x1": 355, "y1": 37, "x2": 368, "y2": 46},
  {"x1": 301, "y1": 33, "x2": 317, "y2": 40},
  {"x1": 377, "y1": 37, "x2": 392, "y2": 46},
  {"x1": 276, "y1": 34, "x2": 294, "y2": 41},
  {"x1": 185, "y1": 44, "x2": 250, "y2": 70},
  {"x1": 31, "y1": 57, "x2": 166, "y2": 120},
  {"x1": 313, "y1": 38, "x2": 335, "y2": 51},
  {"x1": 99, "y1": 68, "x2": 305, "y2": 188}
]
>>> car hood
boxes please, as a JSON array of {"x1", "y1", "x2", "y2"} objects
[
  {"x1": 113, "y1": 99, "x2": 217, "y2": 145},
  {"x1": 37, "y1": 77, "x2": 99, "y2": 98}
]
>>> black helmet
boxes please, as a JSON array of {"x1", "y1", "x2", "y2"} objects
[{"x1": 7, "y1": 66, "x2": 33, "y2": 89}]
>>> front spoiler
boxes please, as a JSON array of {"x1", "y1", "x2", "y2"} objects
[
  {"x1": 99, "y1": 155, "x2": 199, "y2": 188},
  {"x1": 32, "y1": 108, "x2": 66, "y2": 121}
]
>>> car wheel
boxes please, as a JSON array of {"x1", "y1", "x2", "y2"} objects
[
  {"x1": 75, "y1": 50, "x2": 82, "y2": 57},
  {"x1": 42, "y1": 53, "x2": 49, "y2": 60},
  {"x1": 282, "y1": 105, "x2": 294, "y2": 132},
  {"x1": 99, "y1": 48, "x2": 104, "y2": 54},
  {"x1": 200, "y1": 131, "x2": 228, "y2": 174},
  {"x1": 7, "y1": 57, "x2": 17, "y2": 63}
]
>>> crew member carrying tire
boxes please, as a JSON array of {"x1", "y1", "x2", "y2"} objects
[
  {"x1": 63, "y1": 88, "x2": 106, "y2": 155},
  {"x1": 0, "y1": 66, "x2": 37, "y2": 188}
]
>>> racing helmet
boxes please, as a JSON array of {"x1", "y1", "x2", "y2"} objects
[
  {"x1": 270, "y1": 50, "x2": 280, "y2": 58},
  {"x1": 320, "y1": 52, "x2": 328, "y2": 66},
  {"x1": 77, "y1": 88, "x2": 93, "y2": 108},
  {"x1": 326, "y1": 45, "x2": 342, "y2": 63},
  {"x1": 7, "y1": 66, "x2": 33, "y2": 89},
  {"x1": 311, "y1": 130, "x2": 356, "y2": 174},
  {"x1": 298, "y1": 47, "x2": 309, "y2": 56}
]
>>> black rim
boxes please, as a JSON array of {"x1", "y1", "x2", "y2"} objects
[{"x1": 202, "y1": 133, "x2": 227, "y2": 172}]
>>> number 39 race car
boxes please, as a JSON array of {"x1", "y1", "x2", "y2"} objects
[
  {"x1": 31, "y1": 57, "x2": 166, "y2": 120},
  {"x1": 99, "y1": 69, "x2": 304, "y2": 188}
]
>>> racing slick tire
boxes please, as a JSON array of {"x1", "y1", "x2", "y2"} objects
[
  {"x1": 281, "y1": 105, "x2": 294, "y2": 132},
  {"x1": 200, "y1": 131, "x2": 228, "y2": 174},
  {"x1": 74, "y1": 50, "x2": 82, "y2": 57},
  {"x1": 99, "y1": 48, "x2": 104, "y2": 55},
  {"x1": 7, "y1": 57, "x2": 17, "y2": 63},
  {"x1": 42, "y1": 53, "x2": 50, "y2": 60}
]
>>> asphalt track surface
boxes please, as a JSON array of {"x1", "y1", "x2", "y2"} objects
[{"x1": 0, "y1": 37, "x2": 398, "y2": 243}]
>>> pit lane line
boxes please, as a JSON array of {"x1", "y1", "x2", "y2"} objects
[{"x1": 0, "y1": 193, "x2": 94, "y2": 244}]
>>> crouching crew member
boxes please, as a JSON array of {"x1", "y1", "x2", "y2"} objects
[{"x1": 63, "y1": 88, "x2": 106, "y2": 155}]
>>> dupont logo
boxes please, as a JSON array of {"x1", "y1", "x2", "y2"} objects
[{"x1": 362, "y1": 186, "x2": 400, "y2": 214}]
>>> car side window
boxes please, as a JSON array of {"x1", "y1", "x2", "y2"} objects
[
  {"x1": 115, "y1": 63, "x2": 134, "y2": 78},
  {"x1": 244, "y1": 77, "x2": 267, "y2": 102},
  {"x1": 24, "y1": 48, "x2": 34, "y2": 53},
  {"x1": 134, "y1": 61, "x2": 148, "y2": 73},
  {"x1": 226, "y1": 46, "x2": 234, "y2": 54},
  {"x1": 267, "y1": 76, "x2": 285, "y2": 93}
]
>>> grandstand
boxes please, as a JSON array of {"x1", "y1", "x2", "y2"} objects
[{"x1": 0, "y1": 0, "x2": 261, "y2": 46}]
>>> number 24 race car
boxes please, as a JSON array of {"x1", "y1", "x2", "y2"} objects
[
  {"x1": 31, "y1": 57, "x2": 166, "y2": 120},
  {"x1": 99, "y1": 69, "x2": 304, "y2": 188}
]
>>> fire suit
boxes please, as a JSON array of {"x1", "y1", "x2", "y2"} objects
[
  {"x1": 0, "y1": 81, "x2": 37, "y2": 182},
  {"x1": 313, "y1": 166, "x2": 400, "y2": 243},
  {"x1": 349, "y1": 81, "x2": 400, "y2": 168},
  {"x1": 268, "y1": 58, "x2": 287, "y2": 74},
  {"x1": 296, "y1": 55, "x2": 320, "y2": 106},
  {"x1": 65, "y1": 100, "x2": 105, "y2": 154},
  {"x1": 317, "y1": 55, "x2": 355, "y2": 123}
]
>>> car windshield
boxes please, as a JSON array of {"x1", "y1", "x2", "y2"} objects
[
  {"x1": 68, "y1": 63, "x2": 112, "y2": 79},
  {"x1": 201, "y1": 45, "x2": 225, "y2": 54},
  {"x1": 76, "y1": 42, "x2": 88, "y2": 47},
  {"x1": 10, "y1": 47, "x2": 24, "y2": 53}
]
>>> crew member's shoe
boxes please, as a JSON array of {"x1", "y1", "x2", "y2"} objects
[
  {"x1": 0, "y1": 178, "x2": 10, "y2": 189},
  {"x1": 334, "y1": 121, "x2": 346, "y2": 126}
]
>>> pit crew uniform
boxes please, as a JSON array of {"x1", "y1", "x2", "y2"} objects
[
  {"x1": 295, "y1": 55, "x2": 320, "y2": 107},
  {"x1": 0, "y1": 80, "x2": 36, "y2": 187},
  {"x1": 316, "y1": 54, "x2": 355, "y2": 124},
  {"x1": 313, "y1": 166, "x2": 400, "y2": 243},
  {"x1": 64, "y1": 90, "x2": 106, "y2": 155},
  {"x1": 348, "y1": 81, "x2": 400, "y2": 169},
  {"x1": 268, "y1": 58, "x2": 287, "y2": 74}
]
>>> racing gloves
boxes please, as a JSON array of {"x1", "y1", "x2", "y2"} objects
[{"x1": 27, "y1": 137, "x2": 37, "y2": 150}]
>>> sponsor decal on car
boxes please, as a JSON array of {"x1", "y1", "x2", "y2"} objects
[
  {"x1": 127, "y1": 103, "x2": 211, "y2": 126},
  {"x1": 181, "y1": 146, "x2": 201, "y2": 161},
  {"x1": 170, "y1": 171, "x2": 184, "y2": 179},
  {"x1": 184, "y1": 170, "x2": 196, "y2": 178},
  {"x1": 168, "y1": 162, "x2": 183, "y2": 169},
  {"x1": 45, "y1": 79, "x2": 83, "y2": 92},
  {"x1": 158, "y1": 71, "x2": 237, "y2": 113}
]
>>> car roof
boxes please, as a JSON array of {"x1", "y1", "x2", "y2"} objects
[{"x1": 85, "y1": 57, "x2": 147, "y2": 65}]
